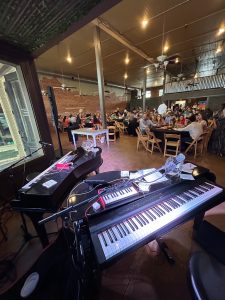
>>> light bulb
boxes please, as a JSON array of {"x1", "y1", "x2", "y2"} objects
[
  {"x1": 66, "y1": 56, "x2": 72, "y2": 63},
  {"x1": 124, "y1": 73, "x2": 128, "y2": 79},
  {"x1": 141, "y1": 18, "x2": 149, "y2": 29},
  {"x1": 125, "y1": 56, "x2": 130, "y2": 65},
  {"x1": 217, "y1": 27, "x2": 225, "y2": 36}
]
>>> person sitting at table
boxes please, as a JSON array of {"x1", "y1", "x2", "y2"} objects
[
  {"x1": 164, "y1": 111, "x2": 175, "y2": 125},
  {"x1": 176, "y1": 115, "x2": 186, "y2": 127},
  {"x1": 178, "y1": 114, "x2": 203, "y2": 150},
  {"x1": 127, "y1": 113, "x2": 139, "y2": 136},
  {"x1": 196, "y1": 112, "x2": 207, "y2": 130},
  {"x1": 156, "y1": 114, "x2": 165, "y2": 127},
  {"x1": 139, "y1": 113, "x2": 156, "y2": 134}
]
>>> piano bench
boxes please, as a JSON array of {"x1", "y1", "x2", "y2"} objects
[{"x1": 189, "y1": 251, "x2": 225, "y2": 300}]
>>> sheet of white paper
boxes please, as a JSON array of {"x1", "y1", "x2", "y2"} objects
[
  {"x1": 138, "y1": 182, "x2": 151, "y2": 192},
  {"x1": 42, "y1": 179, "x2": 57, "y2": 188},
  {"x1": 129, "y1": 168, "x2": 155, "y2": 180},
  {"x1": 121, "y1": 170, "x2": 129, "y2": 178},
  {"x1": 180, "y1": 174, "x2": 195, "y2": 180},
  {"x1": 144, "y1": 171, "x2": 167, "y2": 183},
  {"x1": 182, "y1": 163, "x2": 197, "y2": 174}
]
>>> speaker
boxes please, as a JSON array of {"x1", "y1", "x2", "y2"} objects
[
  {"x1": 131, "y1": 89, "x2": 138, "y2": 100},
  {"x1": 47, "y1": 86, "x2": 59, "y2": 128}
]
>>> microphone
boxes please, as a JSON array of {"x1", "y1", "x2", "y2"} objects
[
  {"x1": 164, "y1": 153, "x2": 185, "y2": 174},
  {"x1": 39, "y1": 141, "x2": 52, "y2": 147}
]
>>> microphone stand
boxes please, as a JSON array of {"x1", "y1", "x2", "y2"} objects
[
  {"x1": 2, "y1": 145, "x2": 47, "y2": 257},
  {"x1": 2, "y1": 146, "x2": 44, "y2": 175}
]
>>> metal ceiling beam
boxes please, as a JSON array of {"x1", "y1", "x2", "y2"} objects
[{"x1": 92, "y1": 17, "x2": 154, "y2": 63}]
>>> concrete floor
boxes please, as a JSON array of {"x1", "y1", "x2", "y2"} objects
[{"x1": 1, "y1": 130, "x2": 225, "y2": 299}]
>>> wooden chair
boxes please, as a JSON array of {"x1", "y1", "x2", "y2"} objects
[
  {"x1": 107, "y1": 126, "x2": 117, "y2": 141},
  {"x1": 202, "y1": 128, "x2": 213, "y2": 154},
  {"x1": 164, "y1": 133, "x2": 181, "y2": 157},
  {"x1": 115, "y1": 121, "x2": 128, "y2": 135},
  {"x1": 184, "y1": 133, "x2": 207, "y2": 158},
  {"x1": 136, "y1": 127, "x2": 150, "y2": 151},
  {"x1": 208, "y1": 119, "x2": 214, "y2": 128},
  {"x1": 147, "y1": 130, "x2": 162, "y2": 154}
]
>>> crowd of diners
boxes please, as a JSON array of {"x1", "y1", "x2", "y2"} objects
[{"x1": 58, "y1": 102, "x2": 225, "y2": 157}]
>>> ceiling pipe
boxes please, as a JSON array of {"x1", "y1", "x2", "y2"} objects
[{"x1": 92, "y1": 17, "x2": 154, "y2": 63}]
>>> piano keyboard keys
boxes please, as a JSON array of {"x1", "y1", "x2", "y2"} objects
[
  {"x1": 96, "y1": 182, "x2": 223, "y2": 262},
  {"x1": 101, "y1": 186, "x2": 138, "y2": 206}
]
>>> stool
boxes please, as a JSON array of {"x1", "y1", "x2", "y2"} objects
[{"x1": 189, "y1": 251, "x2": 225, "y2": 300}]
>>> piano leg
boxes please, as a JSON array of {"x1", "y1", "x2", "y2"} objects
[
  {"x1": 156, "y1": 237, "x2": 175, "y2": 265},
  {"x1": 193, "y1": 211, "x2": 205, "y2": 231},
  {"x1": 25, "y1": 212, "x2": 49, "y2": 248}
]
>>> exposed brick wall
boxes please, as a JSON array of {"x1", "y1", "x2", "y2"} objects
[{"x1": 40, "y1": 77, "x2": 127, "y2": 120}]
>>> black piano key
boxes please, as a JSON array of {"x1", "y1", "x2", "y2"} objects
[
  {"x1": 109, "y1": 228, "x2": 118, "y2": 241},
  {"x1": 115, "y1": 225, "x2": 123, "y2": 238},
  {"x1": 193, "y1": 188, "x2": 203, "y2": 195},
  {"x1": 182, "y1": 193, "x2": 192, "y2": 201},
  {"x1": 160, "y1": 203, "x2": 170, "y2": 212},
  {"x1": 140, "y1": 212, "x2": 149, "y2": 223},
  {"x1": 106, "y1": 230, "x2": 114, "y2": 243},
  {"x1": 151, "y1": 207, "x2": 161, "y2": 217},
  {"x1": 175, "y1": 196, "x2": 185, "y2": 204},
  {"x1": 189, "y1": 190, "x2": 198, "y2": 197},
  {"x1": 100, "y1": 232, "x2": 107, "y2": 247},
  {"x1": 198, "y1": 185, "x2": 208, "y2": 192},
  {"x1": 127, "y1": 219, "x2": 135, "y2": 231},
  {"x1": 196, "y1": 187, "x2": 206, "y2": 194},
  {"x1": 204, "y1": 183, "x2": 213, "y2": 189},
  {"x1": 119, "y1": 223, "x2": 127, "y2": 236},
  {"x1": 184, "y1": 192, "x2": 195, "y2": 199},
  {"x1": 135, "y1": 215, "x2": 143, "y2": 226},
  {"x1": 147, "y1": 209, "x2": 157, "y2": 219},
  {"x1": 167, "y1": 199, "x2": 177, "y2": 209},
  {"x1": 144, "y1": 211, "x2": 154, "y2": 221},
  {"x1": 122, "y1": 222, "x2": 130, "y2": 234},
  {"x1": 131, "y1": 217, "x2": 141, "y2": 228},
  {"x1": 155, "y1": 205, "x2": 166, "y2": 215},
  {"x1": 138, "y1": 214, "x2": 146, "y2": 225},
  {"x1": 130, "y1": 218, "x2": 138, "y2": 229}
]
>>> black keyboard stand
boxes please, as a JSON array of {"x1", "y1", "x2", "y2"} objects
[
  {"x1": 12, "y1": 212, "x2": 40, "y2": 261},
  {"x1": 156, "y1": 237, "x2": 176, "y2": 264}
]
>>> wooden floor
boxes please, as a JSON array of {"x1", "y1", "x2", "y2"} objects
[{"x1": 1, "y1": 130, "x2": 225, "y2": 299}]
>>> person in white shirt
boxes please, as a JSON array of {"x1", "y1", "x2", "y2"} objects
[
  {"x1": 178, "y1": 114, "x2": 203, "y2": 150},
  {"x1": 139, "y1": 113, "x2": 156, "y2": 134}
]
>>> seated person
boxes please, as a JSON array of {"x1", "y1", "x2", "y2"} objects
[
  {"x1": 178, "y1": 114, "x2": 203, "y2": 150},
  {"x1": 139, "y1": 113, "x2": 156, "y2": 134},
  {"x1": 196, "y1": 112, "x2": 207, "y2": 130},
  {"x1": 176, "y1": 115, "x2": 186, "y2": 127},
  {"x1": 164, "y1": 112, "x2": 175, "y2": 125},
  {"x1": 127, "y1": 113, "x2": 139, "y2": 136},
  {"x1": 156, "y1": 114, "x2": 165, "y2": 127}
]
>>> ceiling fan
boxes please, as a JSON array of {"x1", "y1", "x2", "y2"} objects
[
  {"x1": 52, "y1": 83, "x2": 77, "y2": 91},
  {"x1": 143, "y1": 17, "x2": 180, "y2": 72},
  {"x1": 144, "y1": 53, "x2": 181, "y2": 71}
]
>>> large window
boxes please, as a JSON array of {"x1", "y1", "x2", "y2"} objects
[
  {"x1": 146, "y1": 90, "x2": 151, "y2": 98},
  {"x1": 0, "y1": 61, "x2": 42, "y2": 170}
]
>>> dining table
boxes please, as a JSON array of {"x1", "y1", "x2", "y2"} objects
[{"x1": 151, "y1": 126, "x2": 191, "y2": 151}]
